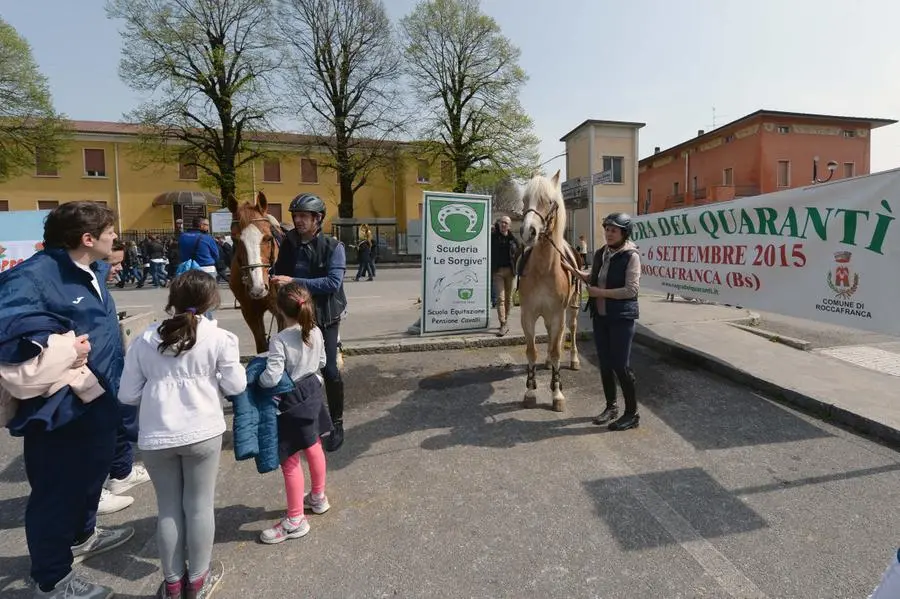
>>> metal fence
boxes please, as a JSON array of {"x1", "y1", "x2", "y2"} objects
[{"x1": 120, "y1": 228, "x2": 179, "y2": 242}]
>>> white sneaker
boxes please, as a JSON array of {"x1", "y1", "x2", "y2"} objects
[
  {"x1": 33, "y1": 569, "x2": 113, "y2": 598},
  {"x1": 106, "y1": 463, "x2": 151, "y2": 495},
  {"x1": 97, "y1": 488, "x2": 134, "y2": 515}
]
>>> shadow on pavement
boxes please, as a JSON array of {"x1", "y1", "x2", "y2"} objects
[
  {"x1": 579, "y1": 342, "x2": 834, "y2": 451},
  {"x1": 583, "y1": 466, "x2": 769, "y2": 551}
]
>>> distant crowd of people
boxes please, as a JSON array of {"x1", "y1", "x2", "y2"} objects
[{"x1": 112, "y1": 218, "x2": 234, "y2": 289}]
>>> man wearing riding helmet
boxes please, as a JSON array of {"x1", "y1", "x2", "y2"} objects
[
  {"x1": 271, "y1": 193, "x2": 348, "y2": 451},
  {"x1": 563, "y1": 212, "x2": 641, "y2": 431}
]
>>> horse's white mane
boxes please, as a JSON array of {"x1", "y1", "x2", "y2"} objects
[{"x1": 523, "y1": 173, "x2": 567, "y2": 246}]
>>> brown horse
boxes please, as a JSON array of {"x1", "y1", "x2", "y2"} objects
[
  {"x1": 228, "y1": 191, "x2": 283, "y2": 353},
  {"x1": 517, "y1": 171, "x2": 582, "y2": 412}
]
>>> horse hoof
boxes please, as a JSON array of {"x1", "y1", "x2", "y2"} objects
[
  {"x1": 552, "y1": 398, "x2": 566, "y2": 412},
  {"x1": 570, "y1": 360, "x2": 581, "y2": 371},
  {"x1": 523, "y1": 392, "x2": 537, "y2": 409}
]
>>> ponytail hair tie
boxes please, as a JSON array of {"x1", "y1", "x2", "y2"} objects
[{"x1": 185, "y1": 308, "x2": 197, "y2": 315}]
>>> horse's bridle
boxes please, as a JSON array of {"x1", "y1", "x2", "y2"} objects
[
  {"x1": 522, "y1": 198, "x2": 558, "y2": 234},
  {"x1": 522, "y1": 198, "x2": 580, "y2": 273},
  {"x1": 232, "y1": 217, "x2": 282, "y2": 284}
]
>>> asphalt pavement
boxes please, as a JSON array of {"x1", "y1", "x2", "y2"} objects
[{"x1": 0, "y1": 340, "x2": 898, "y2": 598}]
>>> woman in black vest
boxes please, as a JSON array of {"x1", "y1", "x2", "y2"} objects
[{"x1": 565, "y1": 213, "x2": 642, "y2": 431}]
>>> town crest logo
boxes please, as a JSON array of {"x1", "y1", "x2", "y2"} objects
[
  {"x1": 430, "y1": 200, "x2": 485, "y2": 243},
  {"x1": 826, "y1": 251, "x2": 859, "y2": 299}
]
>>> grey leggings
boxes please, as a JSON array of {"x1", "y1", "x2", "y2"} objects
[{"x1": 142, "y1": 435, "x2": 222, "y2": 583}]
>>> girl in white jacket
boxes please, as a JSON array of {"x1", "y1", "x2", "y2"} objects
[{"x1": 119, "y1": 270, "x2": 246, "y2": 599}]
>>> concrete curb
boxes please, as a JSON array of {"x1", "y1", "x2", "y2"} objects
[
  {"x1": 633, "y1": 324, "x2": 900, "y2": 450},
  {"x1": 341, "y1": 330, "x2": 594, "y2": 355},
  {"x1": 728, "y1": 322, "x2": 812, "y2": 351},
  {"x1": 239, "y1": 330, "x2": 593, "y2": 362}
]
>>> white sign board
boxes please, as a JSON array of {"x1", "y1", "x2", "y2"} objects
[
  {"x1": 0, "y1": 240, "x2": 44, "y2": 273},
  {"x1": 210, "y1": 210, "x2": 233, "y2": 234},
  {"x1": 0, "y1": 210, "x2": 50, "y2": 273},
  {"x1": 632, "y1": 169, "x2": 900, "y2": 335},
  {"x1": 421, "y1": 191, "x2": 492, "y2": 334}
]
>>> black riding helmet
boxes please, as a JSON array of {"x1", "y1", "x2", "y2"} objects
[
  {"x1": 289, "y1": 193, "x2": 326, "y2": 217},
  {"x1": 602, "y1": 212, "x2": 633, "y2": 238}
]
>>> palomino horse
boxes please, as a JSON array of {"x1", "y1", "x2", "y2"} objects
[
  {"x1": 228, "y1": 191, "x2": 284, "y2": 353},
  {"x1": 517, "y1": 171, "x2": 582, "y2": 412}
]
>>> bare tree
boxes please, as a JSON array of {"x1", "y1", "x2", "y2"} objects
[
  {"x1": 276, "y1": 0, "x2": 405, "y2": 218},
  {"x1": 0, "y1": 18, "x2": 68, "y2": 182},
  {"x1": 106, "y1": 0, "x2": 281, "y2": 206},
  {"x1": 400, "y1": 0, "x2": 539, "y2": 194}
]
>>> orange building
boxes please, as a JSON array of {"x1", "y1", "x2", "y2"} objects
[{"x1": 638, "y1": 110, "x2": 897, "y2": 214}]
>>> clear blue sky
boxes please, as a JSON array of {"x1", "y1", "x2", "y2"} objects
[{"x1": 5, "y1": 0, "x2": 900, "y2": 177}]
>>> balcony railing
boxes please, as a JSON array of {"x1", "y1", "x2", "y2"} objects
[
  {"x1": 664, "y1": 193, "x2": 685, "y2": 209},
  {"x1": 734, "y1": 185, "x2": 760, "y2": 198}
]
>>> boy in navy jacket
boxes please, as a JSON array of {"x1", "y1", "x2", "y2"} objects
[{"x1": 0, "y1": 202, "x2": 133, "y2": 598}]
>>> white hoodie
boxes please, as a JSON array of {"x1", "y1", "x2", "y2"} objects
[{"x1": 118, "y1": 317, "x2": 247, "y2": 451}]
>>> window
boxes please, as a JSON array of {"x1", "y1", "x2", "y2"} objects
[
  {"x1": 644, "y1": 189, "x2": 652, "y2": 214},
  {"x1": 300, "y1": 158, "x2": 318, "y2": 183},
  {"x1": 777, "y1": 160, "x2": 790, "y2": 187},
  {"x1": 723, "y1": 168, "x2": 734, "y2": 186},
  {"x1": 0, "y1": 200, "x2": 8, "y2": 211},
  {"x1": 440, "y1": 160, "x2": 453, "y2": 183},
  {"x1": 83, "y1": 149, "x2": 106, "y2": 177},
  {"x1": 843, "y1": 130, "x2": 857, "y2": 138},
  {"x1": 843, "y1": 162, "x2": 855, "y2": 178},
  {"x1": 263, "y1": 159, "x2": 281, "y2": 182},
  {"x1": 267, "y1": 203, "x2": 283, "y2": 224},
  {"x1": 417, "y1": 160, "x2": 430, "y2": 183},
  {"x1": 602, "y1": 156, "x2": 624, "y2": 183},
  {"x1": 692, "y1": 176, "x2": 699, "y2": 191},
  {"x1": 672, "y1": 181, "x2": 679, "y2": 195},
  {"x1": 777, "y1": 126, "x2": 790, "y2": 134},
  {"x1": 38, "y1": 200, "x2": 58, "y2": 210},
  {"x1": 178, "y1": 152, "x2": 198, "y2": 180},
  {"x1": 35, "y1": 148, "x2": 58, "y2": 177}
]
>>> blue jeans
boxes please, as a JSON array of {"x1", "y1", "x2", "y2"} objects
[{"x1": 149, "y1": 262, "x2": 167, "y2": 287}]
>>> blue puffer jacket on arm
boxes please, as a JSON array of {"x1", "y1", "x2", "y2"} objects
[{"x1": 226, "y1": 356, "x2": 294, "y2": 474}]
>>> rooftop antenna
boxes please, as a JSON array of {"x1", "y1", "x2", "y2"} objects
[{"x1": 712, "y1": 106, "x2": 717, "y2": 128}]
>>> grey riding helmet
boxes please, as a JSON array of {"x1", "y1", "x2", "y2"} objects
[
  {"x1": 602, "y1": 212, "x2": 633, "y2": 238},
  {"x1": 289, "y1": 193, "x2": 326, "y2": 218}
]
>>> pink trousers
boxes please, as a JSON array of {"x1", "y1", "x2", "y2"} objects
[{"x1": 281, "y1": 439, "x2": 327, "y2": 519}]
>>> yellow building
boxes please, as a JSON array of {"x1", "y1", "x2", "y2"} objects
[
  {"x1": 559, "y1": 119, "x2": 645, "y2": 255},
  {"x1": 0, "y1": 120, "x2": 452, "y2": 258}
]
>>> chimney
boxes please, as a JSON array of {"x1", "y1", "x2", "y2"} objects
[
  {"x1": 697, "y1": 129, "x2": 705, "y2": 136},
  {"x1": 654, "y1": 146, "x2": 660, "y2": 154}
]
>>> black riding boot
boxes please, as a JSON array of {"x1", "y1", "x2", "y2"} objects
[
  {"x1": 592, "y1": 367, "x2": 619, "y2": 425},
  {"x1": 324, "y1": 380, "x2": 345, "y2": 452},
  {"x1": 609, "y1": 367, "x2": 639, "y2": 431}
]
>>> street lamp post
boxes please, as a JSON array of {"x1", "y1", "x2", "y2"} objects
[
  {"x1": 812, "y1": 156, "x2": 838, "y2": 184},
  {"x1": 538, "y1": 151, "x2": 566, "y2": 171}
]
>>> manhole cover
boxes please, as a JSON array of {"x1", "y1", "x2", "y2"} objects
[{"x1": 817, "y1": 345, "x2": 900, "y2": 377}]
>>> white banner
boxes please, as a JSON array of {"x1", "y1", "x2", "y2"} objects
[
  {"x1": 0, "y1": 240, "x2": 43, "y2": 273},
  {"x1": 421, "y1": 192, "x2": 492, "y2": 334},
  {"x1": 632, "y1": 169, "x2": 900, "y2": 335}
]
